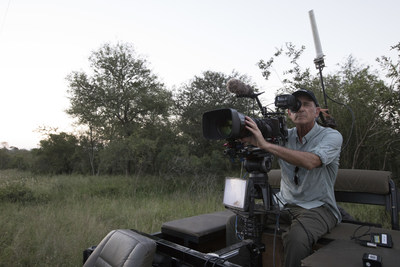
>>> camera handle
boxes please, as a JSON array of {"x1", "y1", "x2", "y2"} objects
[{"x1": 240, "y1": 91, "x2": 269, "y2": 118}]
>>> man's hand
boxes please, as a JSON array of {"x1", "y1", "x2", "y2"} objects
[
  {"x1": 320, "y1": 108, "x2": 337, "y2": 129},
  {"x1": 240, "y1": 116, "x2": 267, "y2": 148},
  {"x1": 240, "y1": 116, "x2": 322, "y2": 170}
]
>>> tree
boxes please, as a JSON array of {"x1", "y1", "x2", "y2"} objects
[
  {"x1": 331, "y1": 56, "x2": 392, "y2": 169},
  {"x1": 32, "y1": 132, "x2": 80, "y2": 174},
  {"x1": 78, "y1": 127, "x2": 103, "y2": 175},
  {"x1": 171, "y1": 70, "x2": 260, "y2": 174},
  {"x1": 257, "y1": 43, "x2": 400, "y2": 179},
  {"x1": 376, "y1": 43, "x2": 400, "y2": 176},
  {"x1": 0, "y1": 146, "x2": 32, "y2": 171},
  {"x1": 174, "y1": 71, "x2": 256, "y2": 156},
  {"x1": 0, "y1": 147, "x2": 11, "y2": 169},
  {"x1": 66, "y1": 42, "x2": 172, "y2": 174}
]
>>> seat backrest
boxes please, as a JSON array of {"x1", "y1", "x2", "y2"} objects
[
  {"x1": 268, "y1": 169, "x2": 392, "y2": 192},
  {"x1": 335, "y1": 169, "x2": 391, "y2": 194},
  {"x1": 83, "y1": 229, "x2": 156, "y2": 267},
  {"x1": 267, "y1": 169, "x2": 399, "y2": 230}
]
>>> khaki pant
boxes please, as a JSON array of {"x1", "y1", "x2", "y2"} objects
[{"x1": 226, "y1": 204, "x2": 337, "y2": 267}]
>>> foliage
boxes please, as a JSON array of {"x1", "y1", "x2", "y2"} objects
[
  {"x1": 0, "y1": 182, "x2": 49, "y2": 203},
  {"x1": 32, "y1": 132, "x2": 81, "y2": 174},
  {"x1": 66, "y1": 42, "x2": 172, "y2": 175},
  {"x1": 0, "y1": 147, "x2": 11, "y2": 169},
  {"x1": 66, "y1": 42, "x2": 172, "y2": 140},
  {"x1": 0, "y1": 170, "x2": 225, "y2": 266},
  {"x1": 257, "y1": 43, "x2": 400, "y2": 179},
  {"x1": 0, "y1": 170, "x2": 393, "y2": 266},
  {"x1": 0, "y1": 147, "x2": 32, "y2": 170},
  {"x1": 331, "y1": 57, "x2": 399, "y2": 172},
  {"x1": 173, "y1": 70, "x2": 257, "y2": 163},
  {"x1": 377, "y1": 42, "x2": 400, "y2": 92},
  {"x1": 2, "y1": 40, "x2": 400, "y2": 264},
  {"x1": 2, "y1": 41, "x2": 399, "y2": 179},
  {"x1": 375, "y1": 42, "x2": 400, "y2": 176}
]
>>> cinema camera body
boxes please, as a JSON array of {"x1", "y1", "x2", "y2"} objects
[
  {"x1": 202, "y1": 92, "x2": 300, "y2": 244},
  {"x1": 202, "y1": 93, "x2": 300, "y2": 172}
]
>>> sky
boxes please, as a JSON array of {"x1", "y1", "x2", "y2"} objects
[{"x1": 0, "y1": 0, "x2": 399, "y2": 150}]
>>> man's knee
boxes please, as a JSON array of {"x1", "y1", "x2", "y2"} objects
[{"x1": 283, "y1": 224, "x2": 312, "y2": 249}]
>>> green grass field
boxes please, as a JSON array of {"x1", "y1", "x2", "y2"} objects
[
  {"x1": 0, "y1": 170, "x2": 225, "y2": 266},
  {"x1": 0, "y1": 170, "x2": 392, "y2": 266}
]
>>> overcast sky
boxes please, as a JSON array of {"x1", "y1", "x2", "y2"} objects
[{"x1": 1, "y1": 0, "x2": 399, "y2": 149}]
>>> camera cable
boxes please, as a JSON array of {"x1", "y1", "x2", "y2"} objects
[
  {"x1": 324, "y1": 92, "x2": 355, "y2": 150},
  {"x1": 350, "y1": 225, "x2": 377, "y2": 247},
  {"x1": 272, "y1": 212, "x2": 280, "y2": 267},
  {"x1": 271, "y1": 190, "x2": 314, "y2": 255}
]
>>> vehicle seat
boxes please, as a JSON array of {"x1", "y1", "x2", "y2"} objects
[{"x1": 83, "y1": 229, "x2": 156, "y2": 267}]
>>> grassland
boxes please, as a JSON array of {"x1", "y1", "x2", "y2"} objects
[
  {"x1": 0, "y1": 169, "x2": 392, "y2": 266},
  {"x1": 0, "y1": 170, "x2": 225, "y2": 266}
]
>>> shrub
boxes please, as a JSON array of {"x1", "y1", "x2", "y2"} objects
[{"x1": 0, "y1": 182, "x2": 49, "y2": 203}]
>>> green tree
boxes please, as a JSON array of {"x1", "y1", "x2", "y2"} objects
[
  {"x1": 0, "y1": 147, "x2": 11, "y2": 169},
  {"x1": 9, "y1": 148, "x2": 32, "y2": 170},
  {"x1": 326, "y1": 56, "x2": 391, "y2": 170},
  {"x1": 66, "y1": 42, "x2": 172, "y2": 175},
  {"x1": 77, "y1": 127, "x2": 103, "y2": 175},
  {"x1": 257, "y1": 43, "x2": 400, "y2": 179},
  {"x1": 174, "y1": 71, "x2": 256, "y2": 158},
  {"x1": 32, "y1": 132, "x2": 81, "y2": 174},
  {"x1": 0, "y1": 146, "x2": 32, "y2": 171},
  {"x1": 172, "y1": 70, "x2": 261, "y2": 174},
  {"x1": 376, "y1": 42, "x2": 400, "y2": 176}
]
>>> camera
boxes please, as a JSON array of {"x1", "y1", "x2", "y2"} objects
[
  {"x1": 202, "y1": 94, "x2": 299, "y2": 144},
  {"x1": 202, "y1": 108, "x2": 282, "y2": 140},
  {"x1": 201, "y1": 93, "x2": 300, "y2": 242}
]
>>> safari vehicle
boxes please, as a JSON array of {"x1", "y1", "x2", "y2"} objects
[
  {"x1": 82, "y1": 90, "x2": 400, "y2": 267},
  {"x1": 82, "y1": 168, "x2": 400, "y2": 267}
]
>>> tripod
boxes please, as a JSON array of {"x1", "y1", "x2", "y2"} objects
[{"x1": 230, "y1": 150, "x2": 279, "y2": 266}]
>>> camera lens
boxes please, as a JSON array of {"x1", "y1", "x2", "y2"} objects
[
  {"x1": 202, "y1": 108, "x2": 242, "y2": 140},
  {"x1": 217, "y1": 119, "x2": 233, "y2": 138},
  {"x1": 202, "y1": 108, "x2": 281, "y2": 140}
]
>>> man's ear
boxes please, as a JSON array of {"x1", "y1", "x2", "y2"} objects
[{"x1": 315, "y1": 107, "x2": 321, "y2": 118}]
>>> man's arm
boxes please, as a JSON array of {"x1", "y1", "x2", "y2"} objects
[
  {"x1": 241, "y1": 116, "x2": 322, "y2": 170},
  {"x1": 262, "y1": 142, "x2": 321, "y2": 170}
]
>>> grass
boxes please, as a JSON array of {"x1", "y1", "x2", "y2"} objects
[
  {"x1": 0, "y1": 170, "x2": 225, "y2": 266},
  {"x1": 338, "y1": 202, "x2": 392, "y2": 229},
  {"x1": 0, "y1": 170, "x2": 394, "y2": 266}
]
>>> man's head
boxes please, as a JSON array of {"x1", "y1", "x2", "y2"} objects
[
  {"x1": 288, "y1": 89, "x2": 320, "y2": 128},
  {"x1": 292, "y1": 89, "x2": 319, "y2": 107}
]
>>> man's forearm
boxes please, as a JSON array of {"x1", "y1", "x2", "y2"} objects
[{"x1": 261, "y1": 142, "x2": 322, "y2": 170}]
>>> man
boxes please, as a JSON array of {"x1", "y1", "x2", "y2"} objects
[{"x1": 227, "y1": 89, "x2": 343, "y2": 267}]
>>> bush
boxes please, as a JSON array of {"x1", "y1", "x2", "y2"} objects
[{"x1": 0, "y1": 182, "x2": 48, "y2": 203}]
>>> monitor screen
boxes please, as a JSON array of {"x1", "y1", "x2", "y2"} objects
[{"x1": 223, "y1": 177, "x2": 249, "y2": 211}]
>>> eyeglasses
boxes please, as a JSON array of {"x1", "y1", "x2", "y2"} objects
[{"x1": 294, "y1": 166, "x2": 299, "y2": 185}]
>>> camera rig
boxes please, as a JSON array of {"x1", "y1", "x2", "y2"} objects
[{"x1": 202, "y1": 92, "x2": 300, "y2": 264}]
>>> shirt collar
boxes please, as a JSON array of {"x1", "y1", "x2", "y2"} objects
[{"x1": 295, "y1": 122, "x2": 320, "y2": 144}]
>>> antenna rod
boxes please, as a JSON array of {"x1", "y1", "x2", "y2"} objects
[
  {"x1": 309, "y1": 9, "x2": 324, "y2": 60},
  {"x1": 309, "y1": 10, "x2": 328, "y2": 109}
]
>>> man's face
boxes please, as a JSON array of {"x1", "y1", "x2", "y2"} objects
[{"x1": 288, "y1": 95, "x2": 320, "y2": 126}]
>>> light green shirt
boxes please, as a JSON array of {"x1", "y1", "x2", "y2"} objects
[{"x1": 277, "y1": 123, "x2": 343, "y2": 222}]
